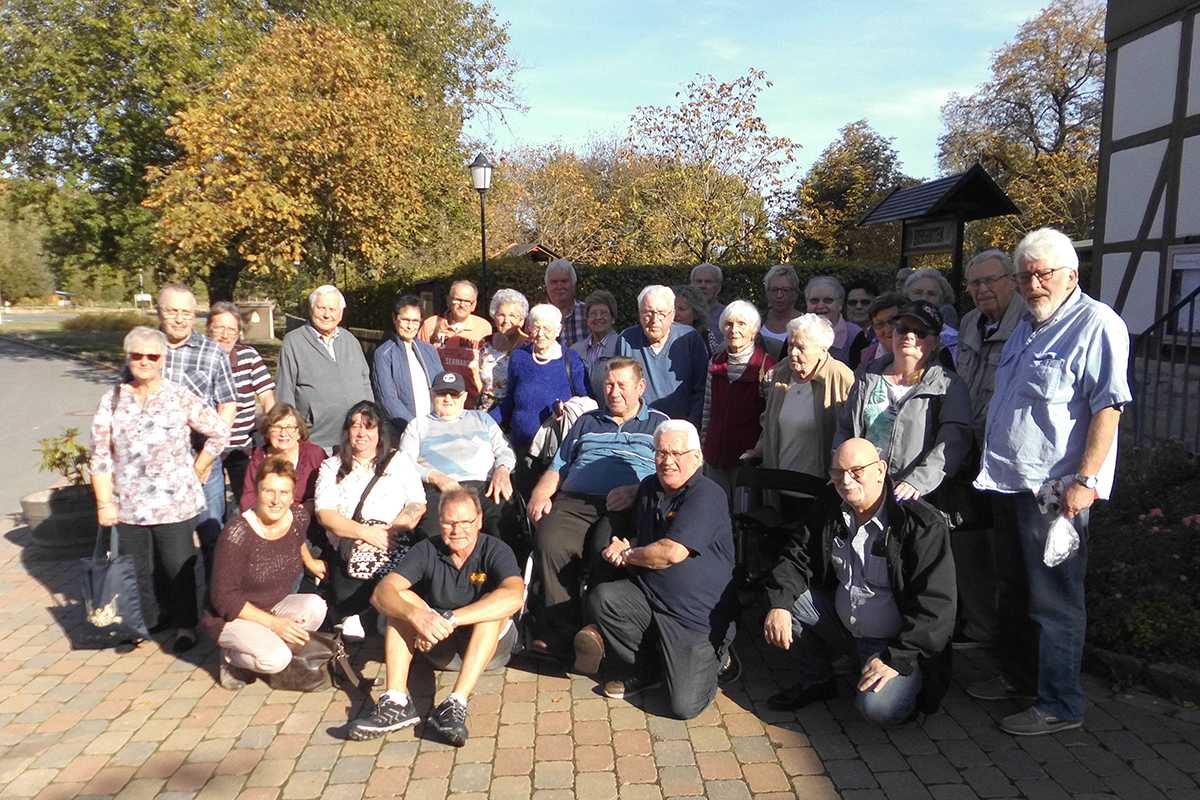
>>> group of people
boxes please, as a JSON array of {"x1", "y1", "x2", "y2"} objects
[{"x1": 87, "y1": 228, "x2": 1129, "y2": 746}]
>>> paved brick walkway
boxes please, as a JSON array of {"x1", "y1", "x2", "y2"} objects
[{"x1": 0, "y1": 521, "x2": 1198, "y2": 800}]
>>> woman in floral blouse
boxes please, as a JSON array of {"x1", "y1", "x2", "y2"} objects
[
  {"x1": 91, "y1": 326, "x2": 231, "y2": 653},
  {"x1": 476, "y1": 288, "x2": 529, "y2": 411}
]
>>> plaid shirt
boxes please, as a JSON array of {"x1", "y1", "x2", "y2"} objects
[
  {"x1": 161, "y1": 331, "x2": 238, "y2": 409},
  {"x1": 559, "y1": 299, "x2": 588, "y2": 348}
]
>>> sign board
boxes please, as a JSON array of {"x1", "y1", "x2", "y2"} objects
[
  {"x1": 134, "y1": 293, "x2": 152, "y2": 303},
  {"x1": 903, "y1": 218, "x2": 957, "y2": 256}
]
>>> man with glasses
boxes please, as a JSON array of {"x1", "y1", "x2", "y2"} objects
[
  {"x1": 419, "y1": 280, "x2": 492, "y2": 408},
  {"x1": 350, "y1": 487, "x2": 524, "y2": 745},
  {"x1": 762, "y1": 438, "x2": 956, "y2": 726},
  {"x1": 545, "y1": 259, "x2": 588, "y2": 347},
  {"x1": 616, "y1": 285, "x2": 709, "y2": 426},
  {"x1": 154, "y1": 284, "x2": 237, "y2": 584},
  {"x1": 276, "y1": 285, "x2": 374, "y2": 451},
  {"x1": 970, "y1": 228, "x2": 1131, "y2": 736},
  {"x1": 373, "y1": 294, "x2": 444, "y2": 435},
  {"x1": 577, "y1": 420, "x2": 738, "y2": 719}
]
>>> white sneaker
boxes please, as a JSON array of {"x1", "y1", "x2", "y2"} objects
[{"x1": 342, "y1": 614, "x2": 366, "y2": 640}]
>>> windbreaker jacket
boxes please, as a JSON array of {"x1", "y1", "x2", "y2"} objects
[{"x1": 955, "y1": 295, "x2": 1027, "y2": 447}]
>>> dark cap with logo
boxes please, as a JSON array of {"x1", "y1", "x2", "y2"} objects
[{"x1": 432, "y1": 371, "x2": 467, "y2": 395}]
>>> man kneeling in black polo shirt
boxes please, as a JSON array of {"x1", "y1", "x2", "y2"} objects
[{"x1": 348, "y1": 487, "x2": 525, "y2": 745}]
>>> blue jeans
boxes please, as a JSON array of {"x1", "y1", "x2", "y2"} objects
[
  {"x1": 196, "y1": 459, "x2": 226, "y2": 582},
  {"x1": 993, "y1": 492, "x2": 1088, "y2": 722},
  {"x1": 789, "y1": 589, "x2": 923, "y2": 726}
]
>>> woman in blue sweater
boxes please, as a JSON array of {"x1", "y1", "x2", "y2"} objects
[{"x1": 491, "y1": 304, "x2": 588, "y2": 479}]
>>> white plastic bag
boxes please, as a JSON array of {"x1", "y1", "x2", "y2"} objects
[{"x1": 1043, "y1": 514, "x2": 1080, "y2": 567}]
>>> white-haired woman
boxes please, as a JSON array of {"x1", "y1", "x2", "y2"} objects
[
  {"x1": 478, "y1": 288, "x2": 530, "y2": 411},
  {"x1": 701, "y1": 301, "x2": 777, "y2": 499},
  {"x1": 90, "y1": 326, "x2": 231, "y2": 652},
  {"x1": 835, "y1": 300, "x2": 972, "y2": 502},
  {"x1": 753, "y1": 315, "x2": 855, "y2": 486},
  {"x1": 571, "y1": 290, "x2": 620, "y2": 401},
  {"x1": 491, "y1": 304, "x2": 589, "y2": 453},
  {"x1": 805, "y1": 276, "x2": 867, "y2": 366},
  {"x1": 761, "y1": 264, "x2": 803, "y2": 345}
]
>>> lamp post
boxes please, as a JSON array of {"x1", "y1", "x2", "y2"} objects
[{"x1": 469, "y1": 153, "x2": 494, "y2": 298}]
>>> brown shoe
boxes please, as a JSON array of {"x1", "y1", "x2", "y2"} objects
[{"x1": 573, "y1": 625, "x2": 605, "y2": 675}]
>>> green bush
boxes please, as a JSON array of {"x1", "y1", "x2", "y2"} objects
[{"x1": 60, "y1": 311, "x2": 154, "y2": 333}]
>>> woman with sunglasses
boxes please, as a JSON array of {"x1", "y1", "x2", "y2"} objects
[
  {"x1": 834, "y1": 301, "x2": 972, "y2": 502},
  {"x1": 90, "y1": 326, "x2": 231, "y2": 652}
]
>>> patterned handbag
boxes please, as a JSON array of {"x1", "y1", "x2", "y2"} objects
[{"x1": 346, "y1": 522, "x2": 415, "y2": 580}]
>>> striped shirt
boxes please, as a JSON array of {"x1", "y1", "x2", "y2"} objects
[
  {"x1": 550, "y1": 402, "x2": 667, "y2": 497},
  {"x1": 229, "y1": 344, "x2": 275, "y2": 450}
]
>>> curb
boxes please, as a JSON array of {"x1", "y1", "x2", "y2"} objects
[{"x1": 1086, "y1": 644, "x2": 1200, "y2": 707}]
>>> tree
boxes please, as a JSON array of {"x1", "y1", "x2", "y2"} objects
[
  {"x1": 784, "y1": 120, "x2": 916, "y2": 263},
  {"x1": 938, "y1": 0, "x2": 1105, "y2": 248},
  {"x1": 620, "y1": 70, "x2": 798, "y2": 265},
  {"x1": 0, "y1": 185, "x2": 53, "y2": 301},
  {"x1": 145, "y1": 21, "x2": 469, "y2": 298}
]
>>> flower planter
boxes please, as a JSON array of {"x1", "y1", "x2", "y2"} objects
[{"x1": 19, "y1": 485, "x2": 98, "y2": 560}]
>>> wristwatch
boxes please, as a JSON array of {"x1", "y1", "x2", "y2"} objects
[
  {"x1": 1073, "y1": 473, "x2": 1099, "y2": 490},
  {"x1": 439, "y1": 610, "x2": 458, "y2": 629}
]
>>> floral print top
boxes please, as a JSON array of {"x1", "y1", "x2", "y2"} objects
[
  {"x1": 90, "y1": 380, "x2": 231, "y2": 526},
  {"x1": 477, "y1": 338, "x2": 524, "y2": 412}
]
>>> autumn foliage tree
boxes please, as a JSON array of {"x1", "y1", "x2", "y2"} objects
[
  {"x1": 146, "y1": 21, "x2": 469, "y2": 299},
  {"x1": 939, "y1": 0, "x2": 1105, "y2": 249}
]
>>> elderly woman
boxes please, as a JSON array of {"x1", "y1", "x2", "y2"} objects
[
  {"x1": 753, "y1": 315, "x2": 855, "y2": 488},
  {"x1": 761, "y1": 264, "x2": 803, "y2": 347},
  {"x1": 90, "y1": 326, "x2": 231, "y2": 653},
  {"x1": 805, "y1": 276, "x2": 867, "y2": 366},
  {"x1": 491, "y1": 304, "x2": 588, "y2": 452},
  {"x1": 858, "y1": 291, "x2": 908, "y2": 366},
  {"x1": 701, "y1": 300, "x2": 777, "y2": 499},
  {"x1": 835, "y1": 301, "x2": 972, "y2": 502},
  {"x1": 205, "y1": 456, "x2": 328, "y2": 689},
  {"x1": 315, "y1": 401, "x2": 427, "y2": 637},
  {"x1": 207, "y1": 301, "x2": 276, "y2": 507},
  {"x1": 477, "y1": 288, "x2": 530, "y2": 412},
  {"x1": 240, "y1": 403, "x2": 327, "y2": 512},
  {"x1": 571, "y1": 290, "x2": 620, "y2": 402},
  {"x1": 905, "y1": 267, "x2": 961, "y2": 337},
  {"x1": 673, "y1": 284, "x2": 718, "y2": 356}
]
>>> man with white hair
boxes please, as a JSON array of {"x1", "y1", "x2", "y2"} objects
[
  {"x1": 545, "y1": 259, "x2": 587, "y2": 347},
  {"x1": 969, "y1": 228, "x2": 1131, "y2": 736},
  {"x1": 690, "y1": 263, "x2": 725, "y2": 347},
  {"x1": 276, "y1": 285, "x2": 373, "y2": 450},
  {"x1": 577, "y1": 420, "x2": 737, "y2": 719},
  {"x1": 616, "y1": 285, "x2": 709, "y2": 427},
  {"x1": 418, "y1": 280, "x2": 492, "y2": 408}
]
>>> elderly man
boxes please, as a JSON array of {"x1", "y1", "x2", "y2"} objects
[
  {"x1": 764, "y1": 438, "x2": 956, "y2": 726},
  {"x1": 418, "y1": 280, "x2": 492, "y2": 408},
  {"x1": 400, "y1": 371, "x2": 516, "y2": 541},
  {"x1": 350, "y1": 487, "x2": 524, "y2": 745},
  {"x1": 691, "y1": 263, "x2": 726, "y2": 348},
  {"x1": 276, "y1": 285, "x2": 373, "y2": 451},
  {"x1": 155, "y1": 284, "x2": 237, "y2": 585},
  {"x1": 970, "y1": 228, "x2": 1131, "y2": 736},
  {"x1": 545, "y1": 259, "x2": 587, "y2": 347},
  {"x1": 576, "y1": 420, "x2": 737, "y2": 719},
  {"x1": 373, "y1": 294, "x2": 444, "y2": 436},
  {"x1": 616, "y1": 285, "x2": 709, "y2": 427},
  {"x1": 527, "y1": 357, "x2": 669, "y2": 656}
]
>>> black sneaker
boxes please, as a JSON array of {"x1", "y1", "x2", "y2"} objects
[
  {"x1": 348, "y1": 694, "x2": 419, "y2": 741},
  {"x1": 603, "y1": 673, "x2": 661, "y2": 700},
  {"x1": 717, "y1": 646, "x2": 741, "y2": 685},
  {"x1": 427, "y1": 698, "x2": 469, "y2": 747}
]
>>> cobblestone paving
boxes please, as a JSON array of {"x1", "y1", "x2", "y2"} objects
[{"x1": 0, "y1": 527, "x2": 1198, "y2": 800}]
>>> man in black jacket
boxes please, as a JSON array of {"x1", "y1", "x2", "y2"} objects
[{"x1": 763, "y1": 438, "x2": 956, "y2": 725}]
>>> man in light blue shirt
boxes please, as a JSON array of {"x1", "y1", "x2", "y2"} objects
[{"x1": 970, "y1": 228, "x2": 1131, "y2": 737}]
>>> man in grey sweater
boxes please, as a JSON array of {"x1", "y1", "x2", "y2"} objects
[{"x1": 276, "y1": 285, "x2": 374, "y2": 451}]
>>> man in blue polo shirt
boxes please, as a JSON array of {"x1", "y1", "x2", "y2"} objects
[
  {"x1": 350, "y1": 487, "x2": 524, "y2": 745},
  {"x1": 526, "y1": 356, "x2": 669, "y2": 657},
  {"x1": 616, "y1": 285, "x2": 709, "y2": 427},
  {"x1": 577, "y1": 420, "x2": 737, "y2": 719}
]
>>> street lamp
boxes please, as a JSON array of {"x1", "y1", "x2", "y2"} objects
[{"x1": 469, "y1": 152, "x2": 494, "y2": 298}]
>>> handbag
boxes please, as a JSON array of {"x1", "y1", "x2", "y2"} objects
[
  {"x1": 343, "y1": 452, "x2": 414, "y2": 580},
  {"x1": 77, "y1": 526, "x2": 151, "y2": 649},
  {"x1": 263, "y1": 630, "x2": 366, "y2": 692}
]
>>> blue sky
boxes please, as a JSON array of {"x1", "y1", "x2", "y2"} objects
[{"x1": 465, "y1": 0, "x2": 1052, "y2": 183}]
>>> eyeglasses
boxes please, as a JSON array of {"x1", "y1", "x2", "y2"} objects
[
  {"x1": 640, "y1": 309, "x2": 671, "y2": 321},
  {"x1": 208, "y1": 325, "x2": 239, "y2": 337},
  {"x1": 128, "y1": 352, "x2": 162, "y2": 363},
  {"x1": 767, "y1": 286, "x2": 796, "y2": 296},
  {"x1": 1016, "y1": 266, "x2": 1070, "y2": 286},
  {"x1": 654, "y1": 448, "x2": 697, "y2": 462},
  {"x1": 449, "y1": 297, "x2": 475, "y2": 305},
  {"x1": 845, "y1": 298, "x2": 872, "y2": 306},
  {"x1": 894, "y1": 322, "x2": 933, "y2": 339},
  {"x1": 159, "y1": 309, "x2": 194, "y2": 320},
  {"x1": 269, "y1": 424, "x2": 300, "y2": 435},
  {"x1": 528, "y1": 325, "x2": 558, "y2": 335},
  {"x1": 441, "y1": 517, "x2": 479, "y2": 531},
  {"x1": 873, "y1": 316, "x2": 899, "y2": 332},
  {"x1": 967, "y1": 274, "x2": 1014, "y2": 290},
  {"x1": 832, "y1": 460, "x2": 882, "y2": 481},
  {"x1": 395, "y1": 316, "x2": 422, "y2": 326}
]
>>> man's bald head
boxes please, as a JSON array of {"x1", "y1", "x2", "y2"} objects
[{"x1": 831, "y1": 438, "x2": 887, "y2": 516}]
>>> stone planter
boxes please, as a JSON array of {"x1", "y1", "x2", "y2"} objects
[{"x1": 19, "y1": 484, "x2": 99, "y2": 560}]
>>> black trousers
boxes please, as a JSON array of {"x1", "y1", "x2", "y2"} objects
[{"x1": 116, "y1": 516, "x2": 200, "y2": 630}]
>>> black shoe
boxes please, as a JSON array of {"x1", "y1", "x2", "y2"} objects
[
  {"x1": 767, "y1": 678, "x2": 838, "y2": 711},
  {"x1": 603, "y1": 673, "x2": 661, "y2": 700},
  {"x1": 219, "y1": 663, "x2": 255, "y2": 691},
  {"x1": 717, "y1": 646, "x2": 741, "y2": 685},
  {"x1": 348, "y1": 694, "x2": 419, "y2": 741},
  {"x1": 172, "y1": 631, "x2": 197, "y2": 654},
  {"x1": 427, "y1": 698, "x2": 469, "y2": 747}
]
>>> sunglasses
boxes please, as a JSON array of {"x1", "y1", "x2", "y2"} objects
[
  {"x1": 128, "y1": 352, "x2": 163, "y2": 363},
  {"x1": 893, "y1": 322, "x2": 933, "y2": 339}
]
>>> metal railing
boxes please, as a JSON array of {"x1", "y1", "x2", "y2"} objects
[{"x1": 1130, "y1": 284, "x2": 1200, "y2": 451}]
